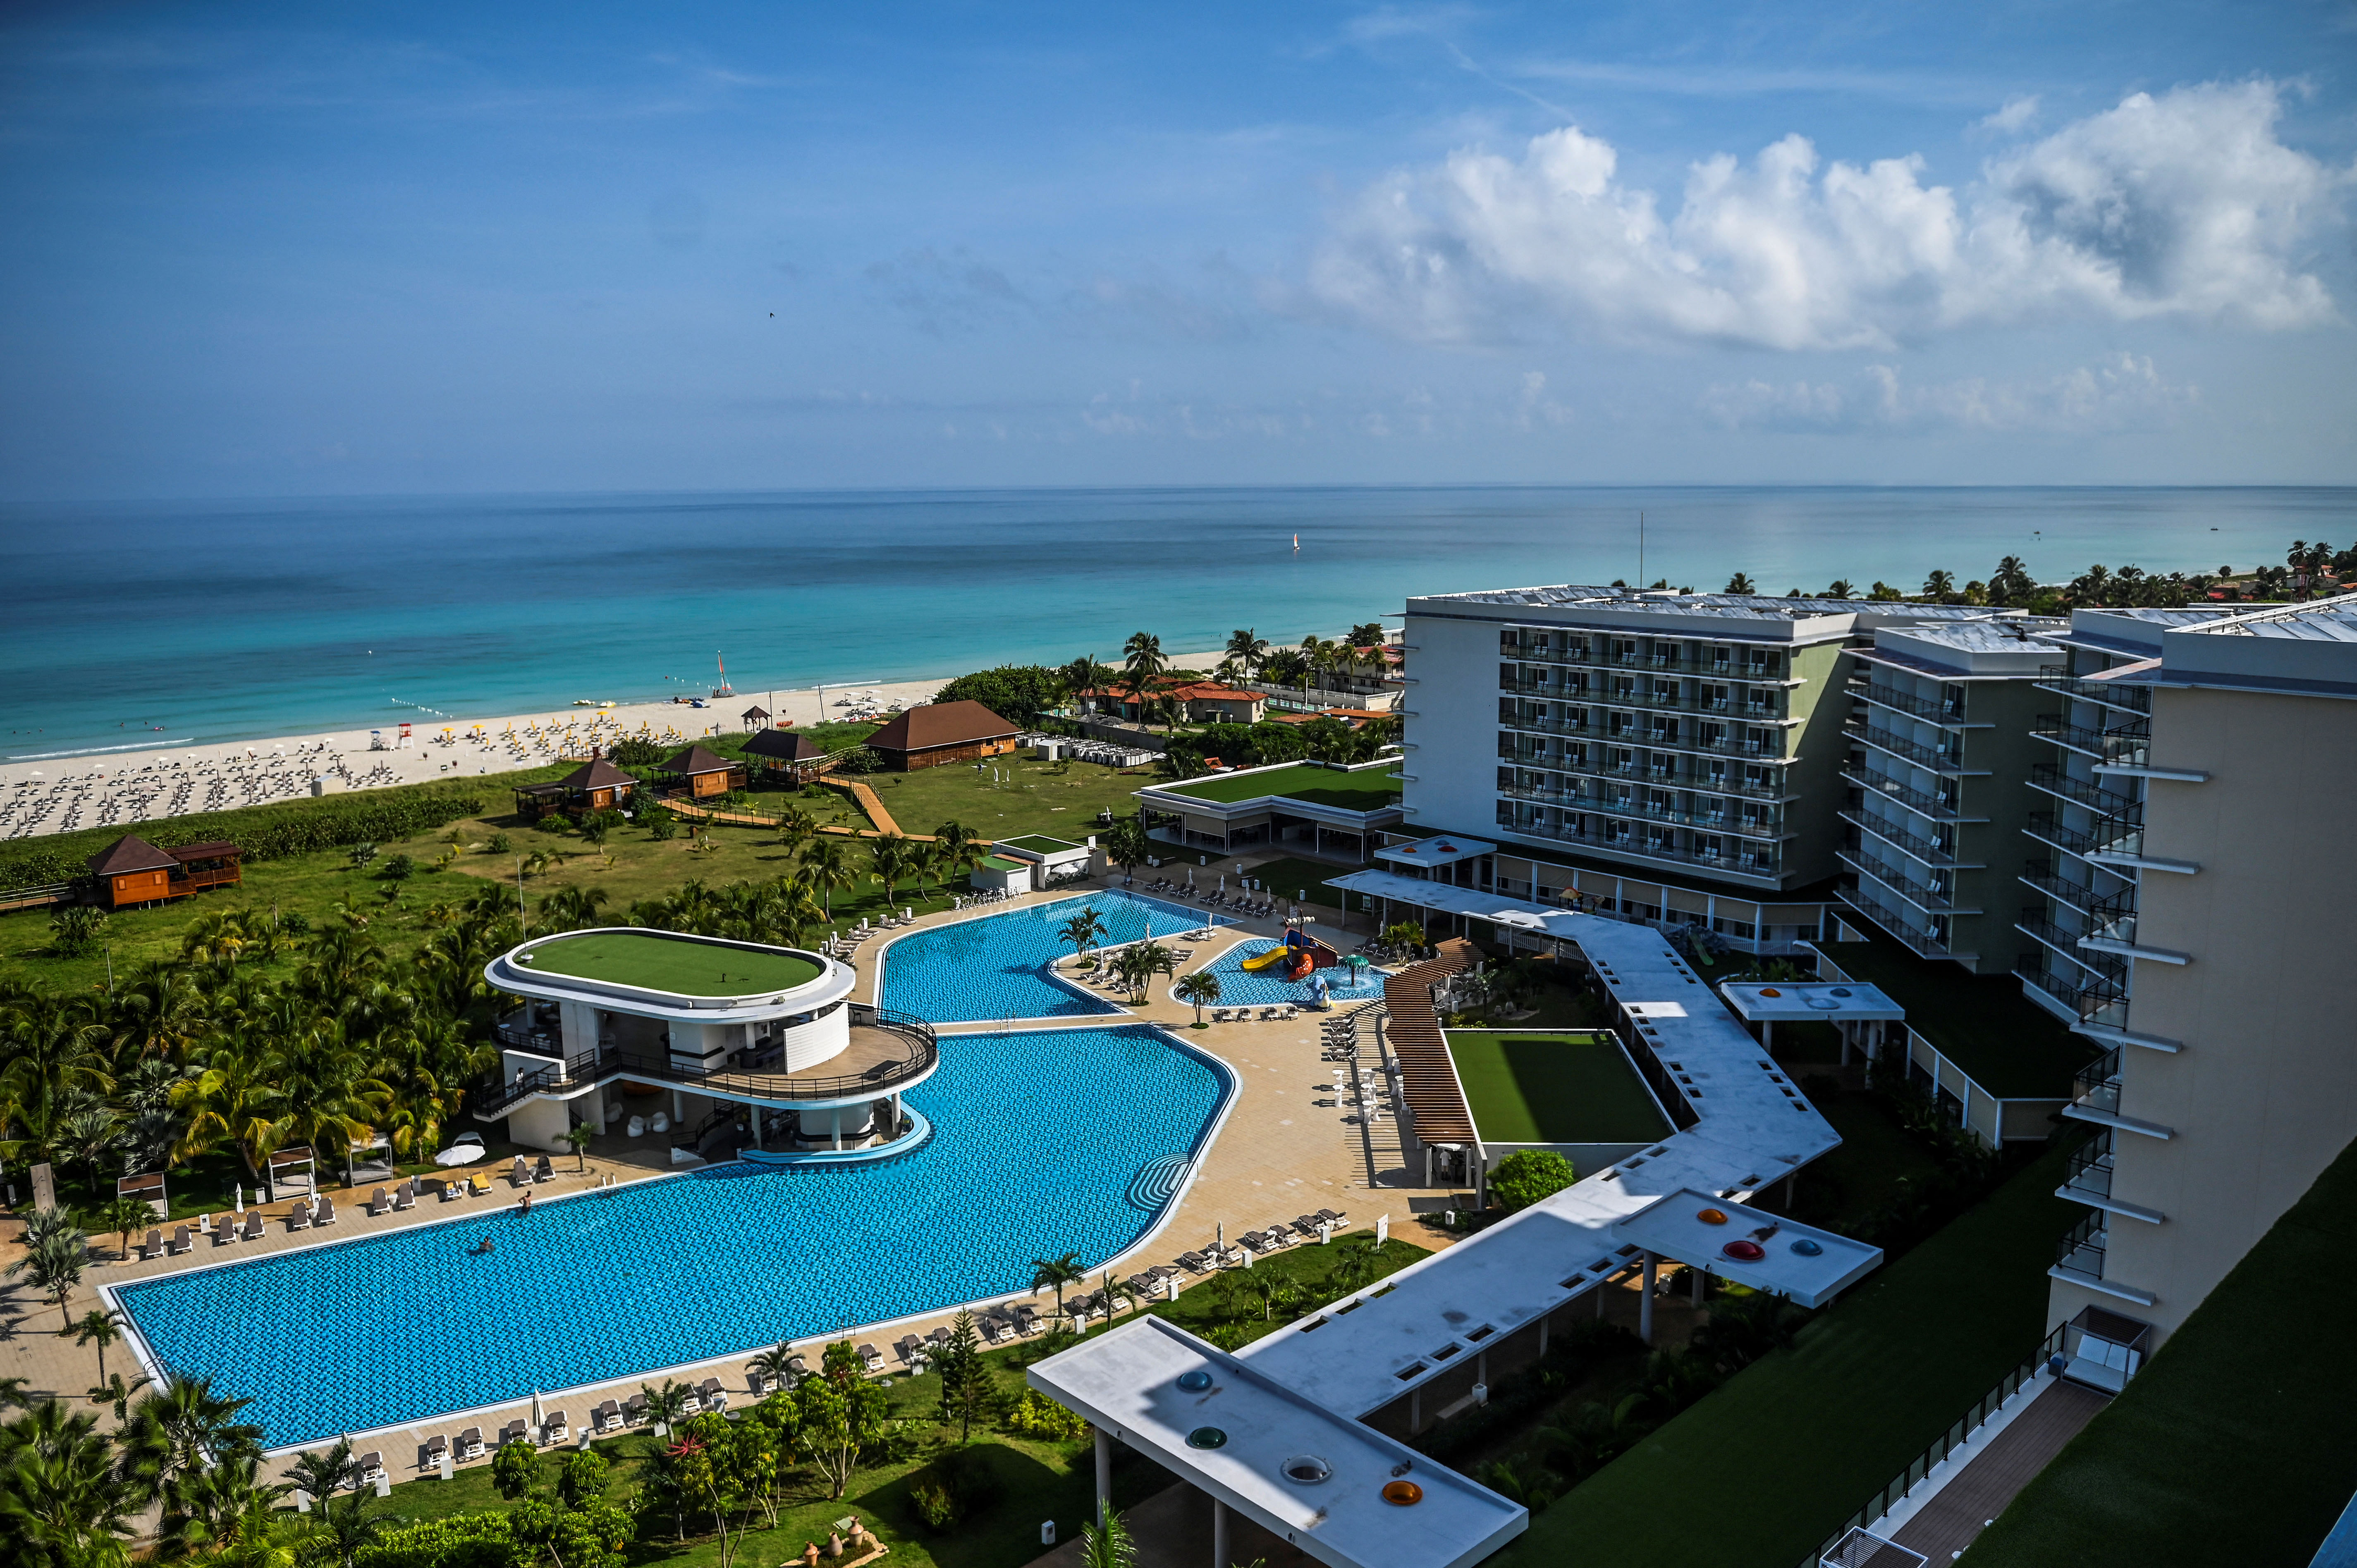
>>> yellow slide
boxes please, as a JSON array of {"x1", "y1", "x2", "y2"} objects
[{"x1": 1240, "y1": 944, "x2": 1292, "y2": 972}]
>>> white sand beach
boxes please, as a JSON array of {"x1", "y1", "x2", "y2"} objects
[{"x1": 0, "y1": 654, "x2": 1226, "y2": 842}]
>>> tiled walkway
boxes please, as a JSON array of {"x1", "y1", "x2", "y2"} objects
[{"x1": 1887, "y1": 1379, "x2": 2110, "y2": 1562}]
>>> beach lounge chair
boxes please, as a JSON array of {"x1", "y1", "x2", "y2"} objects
[
  {"x1": 541, "y1": 1412, "x2": 568, "y2": 1444},
  {"x1": 855, "y1": 1344, "x2": 886, "y2": 1375},
  {"x1": 241, "y1": 1211, "x2": 264, "y2": 1241},
  {"x1": 139, "y1": 1227, "x2": 164, "y2": 1260},
  {"x1": 510, "y1": 1157, "x2": 531, "y2": 1189},
  {"x1": 534, "y1": 1155, "x2": 555, "y2": 1184},
  {"x1": 1174, "y1": 1249, "x2": 1213, "y2": 1273},
  {"x1": 392, "y1": 1184, "x2": 414, "y2": 1212},
  {"x1": 592, "y1": 1400, "x2": 622, "y2": 1434},
  {"x1": 893, "y1": 1335, "x2": 926, "y2": 1366},
  {"x1": 1011, "y1": 1304, "x2": 1041, "y2": 1335},
  {"x1": 468, "y1": 1171, "x2": 492, "y2": 1196},
  {"x1": 455, "y1": 1427, "x2": 485, "y2": 1461},
  {"x1": 366, "y1": 1186, "x2": 390, "y2": 1217},
  {"x1": 1315, "y1": 1208, "x2": 1346, "y2": 1225},
  {"x1": 314, "y1": 1196, "x2": 337, "y2": 1226},
  {"x1": 355, "y1": 1452, "x2": 385, "y2": 1487},
  {"x1": 697, "y1": 1377, "x2": 727, "y2": 1412},
  {"x1": 622, "y1": 1393, "x2": 649, "y2": 1425},
  {"x1": 497, "y1": 1419, "x2": 528, "y2": 1448},
  {"x1": 978, "y1": 1312, "x2": 1015, "y2": 1345},
  {"x1": 423, "y1": 1434, "x2": 449, "y2": 1468},
  {"x1": 213, "y1": 1214, "x2": 240, "y2": 1246},
  {"x1": 286, "y1": 1201, "x2": 311, "y2": 1232},
  {"x1": 166, "y1": 1224, "x2": 194, "y2": 1255}
]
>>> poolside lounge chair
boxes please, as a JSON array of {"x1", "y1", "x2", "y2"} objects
[
  {"x1": 166, "y1": 1224, "x2": 194, "y2": 1255},
  {"x1": 622, "y1": 1394, "x2": 649, "y2": 1425},
  {"x1": 497, "y1": 1419, "x2": 528, "y2": 1447},
  {"x1": 241, "y1": 1211, "x2": 264, "y2": 1241},
  {"x1": 366, "y1": 1186, "x2": 391, "y2": 1217},
  {"x1": 1011, "y1": 1304, "x2": 1041, "y2": 1336},
  {"x1": 977, "y1": 1312, "x2": 1015, "y2": 1345},
  {"x1": 392, "y1": 1184, "x2": 414, "y2": 1212},
  {"x1": 534, "y1": 1155, "x2": 555, "y2": 1184},
  {"x1": 286, "y1": 1200, "x2": 311, "y2": 1232},
  {"x1": 1315, "y1": 1208, "x2": 1346, "y2": 1225},
  {"x1": 855, "y1": 1344, "x2": 886, "y2": 1375},
  {"x1": 468, "y1": 1171, "x2": 492, "y2": 1196},
  {"x1": 213, "y1": 1215, "x2": 240, "y2": 1246},
  {"x1": 893, "y1": 1335, "x2": 926, "y2": 1366},
  {"x1": 455, "y1": 1427, "x2": 485, "y2": 1461},
  {"x1": 592, "y1": 1400, "x2": 622, "y2": 1434},
  {"x1": 541, "y1": 1412, "x2": 567, "y2": 1444},
  {"x1": 423, "y1": 1434, "x2": 449, "y2": 1468},
  {"x1": 1174, "y1": 1249, "x2": 1213, "y2": 1273},
  {"x1": 510, "y1": 1157, "x2": 531, "y2": 1189},
  {"x1": 355, "y1": 1452, "x2": 385, "y2": 1487},
  {"x1": 697, "y1": 1377, "x2": 727, "y2": 1412},
  {"x1": 139, "y1": 1227, "x2": 164, "y2": 1260},
  {"x1": 314, "y1": 1196, "x2": 337, "y2": 1226}
]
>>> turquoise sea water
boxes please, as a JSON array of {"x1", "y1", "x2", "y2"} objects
[
  {"x1": 114, "y1": 1022, "x2": 1230, "y2": 1448},
  {"x1": 6, "y1": 485, "x2": 2349, "y2": 760}
]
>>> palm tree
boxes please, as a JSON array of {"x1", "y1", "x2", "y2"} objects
[
  {"x1": 287, "y1": 1439, "x2": 357, "y2": 1505},
  {"x1": 72, "y1": 1308, "x2": 125, "y2": 1387},
  {"x1": 748, "y1": 1342, "x2": 801, "y2": 1395},
  {"x1": 1922, "y1": 569, "x2": 1956, "y2": 601},
  {"x1": 0, "y1": 1399, "x2": 143, "y2": 1566},
  {"x1": 1122, "y1": 631, "x2": 1167, "y2": 688},
  {"x1": 1117, "y1": 941, "x2": 1176, "y2": 1003},
  {"x1": 1031, "y1": 1251, "x2": 1087, "y2": 1327},
  {"x1": 1058, "y1": 907, "x2": 1108, "y2": 965},
  {"x1": 1224, "y1": 629, "x2": 1269, "y2": 680},
  {"x1": 1823, "y1": 578, "x2": 1855, "y2": 599},
  {"x1": 10, "y1": 1226, "x2": 89, "y2": 1330},
  {"x1": 639, "y1": 1378, "x2": 694, "y2": 1434},
  {"x1": 868, "y1": 835, "x2": 912, "y2": 907},
  {"x1": 167, "y1": 1465, "x2": 301, "y2": 1563},
  {"x1": 561, "y1": 1122, "x2": 595, "y2": 1172},
  {"x1": 801, "y1": 837, "x2": 857, "y2": 920},
  {"x1": 534, "y1": 884, "x2": 608, "y2": 935},
  {"x1": 775, "y1": 806, "x2": 820, "y2": 856},
  {"x1": 1723, "y1": 572, "x2": 1755, "y2": 595},
  {"x1": 1079, "y1": 1501, "x2": 1135, "y2": 1568},
  {"x1": 1175, "y1": 971, "x2": 1221, "y2": 1024}
]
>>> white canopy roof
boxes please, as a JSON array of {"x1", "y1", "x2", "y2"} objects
[{"x1": 1718, "y1": 981, "x2": 1906, "y2": 1023}]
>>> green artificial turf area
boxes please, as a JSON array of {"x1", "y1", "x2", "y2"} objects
[
  {"x1": 520, "y1": 929, "x2": 821, "y2": 994},
  {"x1": 841, "y1": 752, "x2": 1155, "y2": 841},
  {"x1": 1445, "y1": 1030, "x2": 1671, "y2": 1145},
  {"x1": 998, "y1": 833, "x2": 1082, "y2": 854},
  {"x1": 1814, "y1": 928, "x2": 2096, "y2": 1099},
  {"x1": 1157, "y1": 763, "x2": 1401, "y2": 810},
  {"x1": 1494, "y1": 1136, "x2": 2079, "y2": 1568},
  {"x1": 1963, "y1": 1134, "x2": 2357, "y2": 1568}
]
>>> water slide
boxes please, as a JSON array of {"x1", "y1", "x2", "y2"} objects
[{"x1": 1239, "y1": 943, "x2": 1292, "y2": 972}]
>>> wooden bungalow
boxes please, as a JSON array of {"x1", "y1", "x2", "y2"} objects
[
  {"x1": 513, "y1": 757, "x2": 638, "y2": 821},
  {"x1": 87, "y1": 834, "x2": 243, "y2": 910},
  {"x1": 657, "y1": 743, "x2": 747, "y2": 799},
  {"x1": 741, "y1": 727, "x2": 831, "y2": 783},
  {"x1": 864, "y1": 700, "x2": 1020, "y2": 772},
  {"x1": 739, "y1": 704, "x2": 772, "y2": 729}
]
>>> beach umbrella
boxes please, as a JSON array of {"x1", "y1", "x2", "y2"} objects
[
  {"x1": 233, "y1": 1185, "x2": 244, "y2": 1214},
  {"x1": 531, "y1": 1391, "x2": 544, "y2": 1427}
]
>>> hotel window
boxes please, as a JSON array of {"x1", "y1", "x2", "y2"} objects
[
  {"x1": 1611, "y1": 676, "x2": 1636, "y2": 702},
  {"x1": 1610, "y1": 747, "x2": 1634, "y2": 771},
  {"x1": 1745, "y1": 763, "x2": 1774, "y2": 790},
  {"x1": 1652, "y1": 680, "x2": 1677, "y2": 703},
  {"x1": 1710, "y1": 646, "x2": 1733, "y2": 671},
  {"x1": 1609, "y1": 712, "x2": 1633, "y2": 737},
  {"x1": 1614, "y1": 639, "x2": 1638, "y2": 663},
  {"x1": 1700, "y1": 835, "x2": 1725, "y2": 861}
]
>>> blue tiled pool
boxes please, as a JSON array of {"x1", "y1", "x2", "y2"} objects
[
  {"x1": 879, "y1": 889, "x2": 1215, "y2": 1022},
  {"x1": 114, "y1": 1024, "x2": 1230, "y2": 1449},
  {"x1": 1198, "y1": 939, "x2": 1386, "y2": 1008}
]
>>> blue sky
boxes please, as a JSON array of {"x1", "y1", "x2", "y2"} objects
[{"x1": 2, "y1": 0, "x2": 2352, "y2": 497}]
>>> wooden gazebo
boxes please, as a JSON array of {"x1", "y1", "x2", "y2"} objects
[
  {"x1": 741, "y1": 727, "x2": 830, "y2": 783},
  {"x1": 739, "y1": 704, "x2": 772, "y2": 730},
  {"x1": 514, "y1": 757, "x2": 638, "y2": 821},
  {"x1": 657, "y1": 744, "x2": 746, "y2": 800},
  {"x1": 88, "y1": 834, "x2": 244, "y2": 910}
]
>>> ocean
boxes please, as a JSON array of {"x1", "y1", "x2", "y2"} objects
[{"x1": 5, "y1": 485, "x2": 2349, "y2": 759}]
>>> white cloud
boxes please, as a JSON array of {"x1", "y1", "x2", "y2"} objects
[
  {"x1": 1978, "y1": 94, "x2": 2041, "y2": 134},
  {"x1": 1312, "y1": 79, "x2": 2349, "y2": 351},
  {"x1": 1702, "y1": 352, "x2": 2199, "y2": 433}
]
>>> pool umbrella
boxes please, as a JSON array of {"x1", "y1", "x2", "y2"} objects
[
  {"x1": 532, "y1": 1391, "x2": 543, "y2": 1428},
  {"x1": 233, "y1": 1185, "x2": 244, "y2": 1214}
]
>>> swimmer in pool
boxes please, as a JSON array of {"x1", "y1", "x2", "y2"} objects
[{"x1": 471, "y1": 1238, "x2": 495, "y2": 1255}]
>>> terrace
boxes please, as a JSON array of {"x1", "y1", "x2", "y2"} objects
[{"x1": 1137, "y1": 759, "x2": 1403, "y2": 862}]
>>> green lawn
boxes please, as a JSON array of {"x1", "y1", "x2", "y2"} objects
[
  {"x1": 1963, "y1": 1134, "x2": 2357, "y2": 1568},
  {"x1": 1226, "y1": 854, "x2": 1356, "y2": 909},
  {"x1": 1494, "y1": 1136, "x2": 2079, "y2": 1568},
  {"x1": 1156, "y1": 763, "x2": 1402, "y2": 810},
  {"x1": 1748, "y1": 1091, "x2": 1943, "y2": 1239},
  {"x1": 1814, "y1": 930, "x2": 2097, "y2": 1099},
  {"x1": 840, "y1": 753, "x2": 1156, "y2": 842},
  {"x1": 998, "y1": 833, "x2": 1084, "y2": 855},
  {"x1": 521, "y1": 929, "x2": 822, "y2": 993},
  {"x1": 1445, "y1": 1031, "x2": 1671, "y2": 1146}
]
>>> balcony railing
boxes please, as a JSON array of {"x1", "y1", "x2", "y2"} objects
[
  {"x1": 1838, "y1": 849, "x2": 1970, "y2": 913},
  {"x1": 2032, "y1": 715, "x2": 2152, "y2": 767},
  {"x1": 1505, "y1": 815, "x2": 1781, "y2": 876},
  {"x1": 1502, "y1": 711, "x2": 1789, "y2": 766},
  {"x1": 2054, "y1": 1211, "x2": 2110, "y2": 1284},
  {"x1": 1840, "y1": 765, "x2": 1969, "y2": 823},
  {"x1": 2061, "y1": 1128, "x2": 2117, "y2": 1206},
  {"x1": 1839, "y1": 807, "x2": 1971, "y2": 869},
  {"x1": 1500, "y1": 642, "x2": 1792, "y2": 682},
  {"x1": 2073, "y1": 1047, "x2": 2123, "y2": 1117},
  {"x1": 2020, "y1": 863, "x2": 2100, "y2": 916},
  {"x1": 2086, "y1": 885, "x2": 2139, "y2": 947},
  {"x1": 2029, "y1": 763, "x2": 2142, "y2": 824},
  {"x1": 2036, "y1": 675, "x2": 2151, "y2": 715},
  {"x1": 1836, "y1": 885, "x2": 1961, "y2": 960},
  {"x1": 2014, "y1": 960, "x2": 2128, "y2": 1028},
  {"x1": 2016, "y1": 912, "x2": 2128, "y2": 984},
  {"x1": 2025, "y1": 811, "x2": 2099, "y2": 858},
  {"x1": 1503, "y1": 783, "x2": 1785, "y2": 839},
  {"x1": 1853, "y1": 681, "x2": 1969, "y2": 726},
  {"x1": 1844, "y1": 720, "x2": 1969, "y2": 776}
]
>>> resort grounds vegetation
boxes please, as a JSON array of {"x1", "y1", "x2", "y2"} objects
[
  {"x1": 830, "y1": 752, "x2": 1154, "y2": 844},
  {"x1": 1156, "y1": 714, "x2": 1398, "y2": 780}
]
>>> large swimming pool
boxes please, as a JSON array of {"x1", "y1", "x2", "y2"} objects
[
  {"x1": 114, "y1": 1024, "x2": 1230, "y2": 1448},
  {"x1": 878, "y1": 889, "x2": 1214, "y2": 1021}
]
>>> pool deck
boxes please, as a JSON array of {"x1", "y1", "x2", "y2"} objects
[{"x1": 0, "y1": 856, "x2": 1474, "y2": 1476}]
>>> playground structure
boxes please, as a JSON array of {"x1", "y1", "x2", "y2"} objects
[{"x1": 1238, "y1": 927, "x2": 1342, "y2": 984}]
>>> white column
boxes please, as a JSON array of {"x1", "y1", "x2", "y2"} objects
[
  {"x1": 1094, "y1": 1430, "x2": 1112, "y2": 1517},
  {"x1": 1639, "y1": 1252, "x2": 1656, "y2": 1345},
  {"x1": 1211, "y1": 1498, "x2": 1230, "y2": 1568},
  {"x1": 832, "y1": 1106, "x2": 842, "y2": 1152}
]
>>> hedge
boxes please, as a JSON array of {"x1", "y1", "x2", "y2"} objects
[
  {"x1": 0, "y1": 773, "x2": 561, "y2": 893},
  {"x1": 356, "y1": 1511, "x2": 518, "y2": 1568}
]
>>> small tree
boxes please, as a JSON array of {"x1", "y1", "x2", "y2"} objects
[
  {"x1": 792, "y1": 1345, "x2": 890, "y2": 1499},
  {"x1": 10, "y1": 1225, "x2": 89, "y2": 1330},
  {"x1": 1489, "y1": 1149, "x2": 1578, "y2": 1211},
  {"x1": 347, "y1": 842, "x2": 379, "y2": 869},
  {"x1": 98, "y1": 1195, "x2": 152, "y2": 1260},
  {"x1": 1059, "y1": 907, "x2": 1107, "y2": 966},
  {"x1": 73, "y1": 1308, "x2": 126, "y2": 1386},
  {"x1": 49, "y1": 905, "x2": 107, "y2": 957},
  {"x1": 1031, "y1": 1251, "x2": 1087, "y2": 1327},
  {"x1": 561, "y1": 1122, "x2": 595, "y2": 1172},
  {"x1": 491, "y1": 1438, "x2": 540, "y2": 1499},
  {"x1": 1175, "y1": 970, "x2": 1222, "y2": 1024},
  {"x1": 934, "y1": 1309, "x2": 986, "y2": 1442},
  {"x1": 1080, "y1": 1501, "x2": 1136, "y2": 1568},
  {"x1": 1103, "y1": 814, "x2": 1152, "y2": 884}
]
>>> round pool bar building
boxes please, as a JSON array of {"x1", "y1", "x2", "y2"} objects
[{"x1": 481, "y1": 928, "x2": 937, "y2": 1160}]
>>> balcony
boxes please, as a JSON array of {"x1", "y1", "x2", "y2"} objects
[
  {"x1": 2072, "y1": 1047, "x2": 2123, "y2": 1117},
  {"x1": 1505, "y1": 814, "x2": 1782, "y2": 878},
  {"x1": 2086, "y1": 885, "x2": 2139, "y2": 947},
  {"x1": 2025, "y1": 811, "x2": 2099, "y2": 859},
  {"x1": 2032, "y1": 714, "x2": 2152, "y2": 768},
  {"x1": 2061, "y1": 1128, "x2": 2117, "y2": 1205},
  {"x1": 1840, "y1": 764, "x2": 1972, "y2": 823},
  {"x1": 1505, "y1": 746, "x2": 1793, "y2": 802},
  {"x1": 2029, "y1": 763, "x2": 2142, "y2": 824},
  {"x1": 2053, "y1": 1211, "x2": 2110, "y2": 1286},
  {"x1": 2015, "y1": 912, "x2": 2129, "y2": 984},
  {"x1": 1844, "y1": 719, "x2": 1971, "y2": 776},
  {"x1": 1838, "y1": 849, "x2": 1972, "y2": 913},
  {"x1": 1839, "y1": 806, "x2": 1973, "y2": 869},
  {"x1": 2020, "y1": 862, "x2": 2100, "y2": 916},
  {"x1": 2014, "y1": 959, "x2": 2128, "y2": 1028},
  {"x1": 1853, "y1": 680, "x2": 1970, "y2": 726},
  {"x1": 1501, "y1": 642, "x2": 1795, "y2": 683},
  {"x1": 2037, "y1": 675, "x2": 2151, "y2": 716},
  {"x1": 1506, "y1": 785, "x2": 1786, "y2": 840},
  {"x1": 1504, "y1": 714, "x2": 1790, "y2": 768},
  {"x1": 1836, "y1": 885, "x2": 1966, "y2": 961}
]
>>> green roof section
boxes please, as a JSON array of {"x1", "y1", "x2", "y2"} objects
[
  {"x1": 978, "y1": 855, "x2": 1024, "y2": 871},
  {"x1": 520, "y1": 930, "x2": 821, "y2": 996},
  {"x1": 1965, "y1": 1133, "x2": 2357, "y2": 1568},
  {"x1": 999, "y1": 833, "x2": 1082, "y2": 854},
  {"x1": 1444, "y1": 1030, "x2": 1673, "y2": 1147},
  {"x1": 1813, "y1": 930, "x2": 2098, "y2": 1100},
  {"x1": 1157, "y1": 763, "x2": 1403, "y2": 811}
]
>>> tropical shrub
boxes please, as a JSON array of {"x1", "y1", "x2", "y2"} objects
[
  {"x1": 1489, "y1": 1150, "x2": 1578, "y2": 1212},
  {"x1": 1004, "y1": 1389, "x2": 1088, "y2": 1441}
]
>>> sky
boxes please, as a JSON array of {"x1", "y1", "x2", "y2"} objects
[{"x1": 1, "y1": 0, "x2": 2353, "y2": 498}]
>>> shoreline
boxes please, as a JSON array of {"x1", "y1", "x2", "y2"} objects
[{"x1": 0, "y1": 652, "x2": 1230, "y2": 843}]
